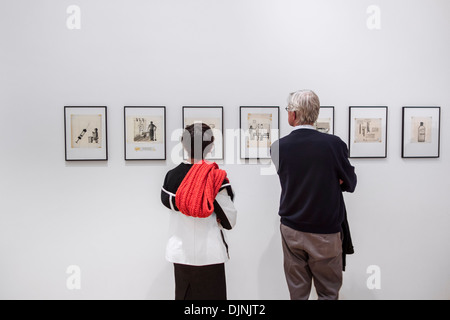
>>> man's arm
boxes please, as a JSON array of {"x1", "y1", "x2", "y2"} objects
[
  {"x1": 337, "y1": 140, "x2": 357, "y2": 193},
  {"x1": 270, "y1": 140, "x2": 280, "y2": 173}
]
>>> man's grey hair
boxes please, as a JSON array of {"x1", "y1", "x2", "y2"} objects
[{"x1": 287, "y1": 90, "x2": 320, "y2": 125}]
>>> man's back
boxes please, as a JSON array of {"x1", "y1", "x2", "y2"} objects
[
  {"x1": 272, "y1": 128, "x2": 357, "y2": 234},
  {"x1": 275, "y1": 89, "x2": 357, "y2": 300}
]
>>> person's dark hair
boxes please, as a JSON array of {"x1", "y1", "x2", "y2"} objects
[{"x1": 181, "y1": 123, "x2": 215, "y2": 160}]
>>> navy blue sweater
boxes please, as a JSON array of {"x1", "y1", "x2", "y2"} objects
[{"x1": 271, "y1": 129, "x2": 357, "y2": 234}]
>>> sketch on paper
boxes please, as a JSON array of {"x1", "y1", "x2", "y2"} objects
[
  {"x1": 126, "y1": 116, "x2": 163, "y2": 144},
  {"x1": 354, "y1": 118, "x2": 382, "y2": 143},
  {"x1": 240, "y1": 107, "x2": 279, "y2": 159},
  {"x1": 71, "y1": 114, "x2": 102, "y2": 148},
  {"x1": 246, "y1": 113, "x2": 272, "y2": 148},
  {"x1": 315, "y1": 118, "x2": 331, "y2": 134},
  {"x1": 410, "y1": 116, "x2": 432, "y2": 143}
]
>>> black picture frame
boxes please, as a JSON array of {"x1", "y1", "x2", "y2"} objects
[
  {"x1": 240, "y1": 106, "x2": 280, "y2": 160},
  {"x1": 348, "y1": 106, "x2": 388, "y2": 159},
  {"x1": 401, "y1": 106, "x2": 441, "y2": 158},
  {"x1": 182, "y1": 106, "x2": 224, "y2": 160},
  {"x1": 64, "y1": 106, "x2": 108, "y2": 161},
  {"x1": 316, "y1": 106, "x2": 335, "y2": 135},
  {"x1": 124, "y1": 106, "x2": 167, "y2": 161}
]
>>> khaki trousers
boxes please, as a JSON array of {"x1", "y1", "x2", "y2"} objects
[{"x1": 280, "y1": 223, "x2": 343, "y2": 300}]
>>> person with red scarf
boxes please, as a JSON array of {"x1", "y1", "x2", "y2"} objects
[{"x1": 161, "y1": 123, "x2": 237, "y2": 300}]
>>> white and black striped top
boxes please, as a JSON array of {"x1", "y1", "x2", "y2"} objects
[{"x1": 161, "y1": 163, "x2": 237, "y2": 266}]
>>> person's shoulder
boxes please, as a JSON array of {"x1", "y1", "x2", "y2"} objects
[
  {"x1": 318, "y1": 131, "x2": 340, "y2": 140},
  {"x1": 276, "y1": 132, "x2": 296, "y2": 145},
  {"x1": 166, "y1": 163, "x2": 192, "y2": 177},
  {"x1": 163, "y1": 163, "x2": 192, "y2": 189},
  {"x1": 318, "y1": 132, "x2": 348, "y2": 149}
]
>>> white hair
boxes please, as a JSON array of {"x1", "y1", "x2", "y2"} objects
[{"x1": 287, "y1": 90, "x2": 320, "y2": 125}]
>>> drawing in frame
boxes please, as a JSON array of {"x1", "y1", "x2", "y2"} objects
[
  {"x1": 64, "y1": 106, "x2": 108, "y2": 161},
  {"x1": 315, "y1": 106, "x2": 335, "y2": 134},
  {"x1": 240, "y1": 106, "x2": 280, "y2": 160},
  {"x1": 182, "y1": 106, "x2": 224, "y2": 160},
  {"x1": 402, "y1": 106, "x2": 441, "y2": 158},
  {"x1": 124, "y1": 106, "x2": 166, "y2": 160},
  {"x1": 348, "y1": 106, "x2": 388, "y2": 158}
]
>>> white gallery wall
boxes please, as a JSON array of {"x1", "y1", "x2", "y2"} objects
[{"x1": 1, "y1": 0, "x2": 450, "y2": 299}]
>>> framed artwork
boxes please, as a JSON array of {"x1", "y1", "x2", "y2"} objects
[
  {"x1": 182, "y1": 106, "x2": 224, "y2": 160},
  {"x1": 240, "y1": 106, "x2": 280, "y2": 159},
  {"x1": 348, "y1": 106, "x2": 388, "y2": 158},
  {"x1": 64, "y1": 106, "x2": 108, "y2": 161},
  {"x1": 402, "y1": 107, "x2": 441, "y2": 158},
  {"x1": 124, "y1": 106, "x2": 166, "y2": 160},
  {"x1": 315, "y1": 106, "x2": 335, "y2": 134}
]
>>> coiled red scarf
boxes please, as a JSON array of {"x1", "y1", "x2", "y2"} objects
[{"x1": 175, "y1": 161, "x2": 228, "y2": 218}]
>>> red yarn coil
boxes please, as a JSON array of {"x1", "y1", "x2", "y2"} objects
[{"x1": 175, "y1": 161, "x2": 228, "y2": 218}]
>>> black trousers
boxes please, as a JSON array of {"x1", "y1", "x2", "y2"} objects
[{"x1": 173, "y1": 263, "x2": 227, "y2": 300}]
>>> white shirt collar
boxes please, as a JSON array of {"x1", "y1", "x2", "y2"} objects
[{"x1": 293, "y1": 124, "x2": 316, "y2": 131}]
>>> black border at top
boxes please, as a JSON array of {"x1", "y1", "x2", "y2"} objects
[
  {"x1": 64, "y1": 106, "x2": 108, "y2": 161},
  {"x1": 182, "y1": 106, "x2": 224, "y2": 160},
  {"x1": 319, "y1": 106, "x2": 335, "y2": 135},
  {"x1": 124, "y1": 106, "x2": 167, "y2": 161},
  {"x1": 401, "y1": 106, "x2": 441, "y2": 159},
  {"x1": 239, "y1": 106, "x2": 280, "y2": 160},
  {"x1": 348, "y1": 106, "x2": 388, "y2": 159}
]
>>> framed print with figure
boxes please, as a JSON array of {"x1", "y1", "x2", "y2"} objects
[
  {"x1": 402, "y1": 107, "x2": 441, "y2": 158},
  {"x1": 124, "y1": 106, "x2": 166, "y2": 160},
  {"x1": 182, "y1": 106, "x2": 224, "y2": 160},
  {"x1": 240, "y1": 106, "x2": 280, "y2": 159},
  {"x1": 348, "y1": 106, "x2": 388, "y2": 158},
  {"x1": 315, "y1": 106, "x2": 335, "y2": 134},
  {"x1": 64, "y1": 106, "x2": 108, "y2": 161}
]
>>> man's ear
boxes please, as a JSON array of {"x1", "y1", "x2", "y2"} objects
[{"x1": 291, "y1": 110, "x2": 297, "y2": 124}]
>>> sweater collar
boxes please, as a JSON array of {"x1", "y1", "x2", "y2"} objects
[{"x1": 292, "y1": 125, "x2": 316, "y2": 131}]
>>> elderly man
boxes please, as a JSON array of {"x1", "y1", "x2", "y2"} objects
[{"x1": 271, "y1": 90, "x2": 357, "y2": 300}]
